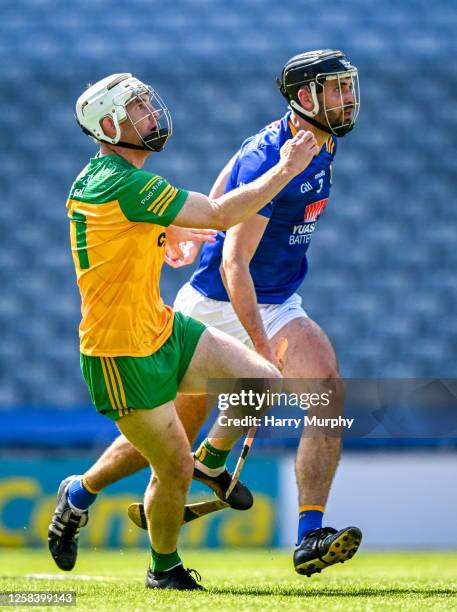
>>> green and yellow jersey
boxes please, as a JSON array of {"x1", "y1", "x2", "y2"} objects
[{"x1": 66, "y1": 154, "x2": 189, "y2": 357}]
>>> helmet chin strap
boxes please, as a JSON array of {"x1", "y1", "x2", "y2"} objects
[
  {"x1": 289, "y1": 100, "x2": 335, "y2": 135},
  {"x1": 110, "y1": 140, "x2": 152, "y2": 151},
  {"x1": 289, "y1": 100, "x2": 354, "y2": 138},
  {"x1": 281, "y1": 82, "x2": 337, "y2": 137},
  {"x1": 109, "y1": 127, "x2": 169, "y2": 153},
  {"x1": 76, "y1": 118, "x2": 169, "y2": 152}
]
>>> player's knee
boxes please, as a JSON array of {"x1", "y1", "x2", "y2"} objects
[
  {"x1": 316, "y1": 361, "x2": 341, "y2": 391},
  {"x1": 174, "y1": 456, "x2": 193, "y2": 493},
  {"x1": 324, "y1": 363, "x2": 340, "y2": 381},
  {"x1": 157, "y1": 452, "x2": 193, "y2": 492},
  {"x1": 178, "y1": 452, "x2": 194, "y2": 486},
  {"x1": 321, "y1": 368, "x2": 343, "y2": 415},
  {"x1": 311, "y1": 354, "x2": 340, "y2": 382},
  {"x1": 257, "y1": 364, "x2": 283, "y2": 407}
]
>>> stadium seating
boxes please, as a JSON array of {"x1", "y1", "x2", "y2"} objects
[{"x1": 0, "y1": 0, "x2": 456, "y2": 421}]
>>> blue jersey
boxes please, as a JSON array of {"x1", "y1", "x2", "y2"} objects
[{"x1": 190, "y1": 112, "x2": 337, "y2": 304}]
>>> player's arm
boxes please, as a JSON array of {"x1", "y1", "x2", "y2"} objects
[
  {"x1": 221, "y1": 216, "x2": 277, "y2": 365},
  {"x1": 173, "y1": 130, "x2": 319, "y2": 230}
]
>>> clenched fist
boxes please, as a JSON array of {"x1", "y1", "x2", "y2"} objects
[{"x1": 279, "y1": 130, "x2": 320, "y2": 176}]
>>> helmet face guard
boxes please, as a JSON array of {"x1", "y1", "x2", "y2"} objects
[
  {"x1": 114, "y1": 85, "x2": 172, "y2": 152},
  {"x1": 278, "y1": 50, "x2": 361, "y2": 137},
  {"x1": 315, "y1": 68, "x2": 360, "y2": 137},
  {"x1": 75, "y1": 73, "x2": 172, "y2": 152}
]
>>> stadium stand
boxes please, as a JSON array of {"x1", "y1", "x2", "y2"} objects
[{"x1": 0, "y1": 0, "x2": 455, "y2": 428}]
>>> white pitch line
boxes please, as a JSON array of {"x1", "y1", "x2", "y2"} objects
[{"x1": 25, "y1": 573, "x2": 119, "y2": 582}]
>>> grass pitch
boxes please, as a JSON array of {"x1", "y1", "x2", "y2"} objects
[{"x1": 1, "y1": 549, "x2": 457, "y2": 611}]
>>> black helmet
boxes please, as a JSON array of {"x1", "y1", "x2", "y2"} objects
[{"x1": 277, "y1": 49, "x2": 360, "y2": 137}]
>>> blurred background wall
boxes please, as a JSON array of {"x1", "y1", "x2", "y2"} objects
[{"x1": 0, "y1": 0, "x2": 456, "y2": 549}]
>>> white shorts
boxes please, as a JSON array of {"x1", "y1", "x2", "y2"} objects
[{"x1": 173, "y1": 282, "x2": 308, "y2": 347}]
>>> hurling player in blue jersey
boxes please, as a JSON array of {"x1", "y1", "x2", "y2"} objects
[
  {"x1": 172, "y1": 49, "x2": 363, "y2": 575},
  {"x1": 174, "y1": 50, "x2": 361, "y2": 575},
  {"x1": 53, "y1": 50, "x2": 362, "y2": 578}
]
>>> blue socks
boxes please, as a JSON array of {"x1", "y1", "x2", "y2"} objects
[
  {"x1": 297, "y1": 505, "x2": 324, "y2": 544},
  {"x1": 67, "y1": 477, "x2": 98, "y2": 511}
]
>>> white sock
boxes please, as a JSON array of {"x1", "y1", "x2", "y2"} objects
[
  {"x1": 67, "y1": 498, "x2": 87, "y2": 514},
  {"x1": 194, "y1": 459, "x2": 225, "y2": 477},
  {"x1": 162, "y1": 562, "x2": 183, "y2": 573}
]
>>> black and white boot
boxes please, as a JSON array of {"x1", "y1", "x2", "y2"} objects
[{"x1": 48, "y1": 475, "x2": 89, "y2": 571}]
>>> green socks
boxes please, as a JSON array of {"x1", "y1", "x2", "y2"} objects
[
  {"x1": 194, "y1": 438, "x2": 230, "y2": 475},
  {"x1": 150, "y1": 548, "x2": 182, "y2": 572}
]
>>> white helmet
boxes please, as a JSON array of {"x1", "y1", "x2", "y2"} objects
[{"x1": 75, "y1": 73, "x2": 172, "y2": 152}]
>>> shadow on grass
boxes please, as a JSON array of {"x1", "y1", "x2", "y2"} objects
[{"x1": 209, "y1": 586, "x2": 457, "y2": 598}]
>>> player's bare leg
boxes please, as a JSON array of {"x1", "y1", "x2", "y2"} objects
[
  {"x1": 116, "y1": 402, "x2": 206, "y2": 590},
  {"x1": 83, "y1": 395, "x2": 207, "y2": 492},
  {"x1": 271, "y1": 317, "x2": 342, "y2": 508},
  {"x1": 48, "y1": 401, "x2": 196, "y2": 577},
  {"x1": 270, "y1": 317, "x2": 362, "y2": 575},
  {"x1": 115, "y1": 403, "x2": 193, "y2": 554},
  {"x1": 49, "y1": 394, "x2": 211, "y2": 575},
  {"x1": 84, "y1": 436, "x2": 147, "y2": 491}
]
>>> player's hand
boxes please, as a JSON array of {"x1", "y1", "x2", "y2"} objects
[
  {"x1": 166, "y1": 240, "x2": 201, "y2": 268},
  {"x1": 279, "y1": 130, "x2": 320, "y2": 176},
  {"x1": 255, "y1": 337, "x2": 288, "y2": 372},
  {"x1": 255, "y1": 340, "x2": 279, "y2": 369},
  {"x1": 255, "y1": 342, "x2": 278, "y2": 367},
  {"x1": 165, "y1": 226, "x2": 216, "y2": 268}
]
